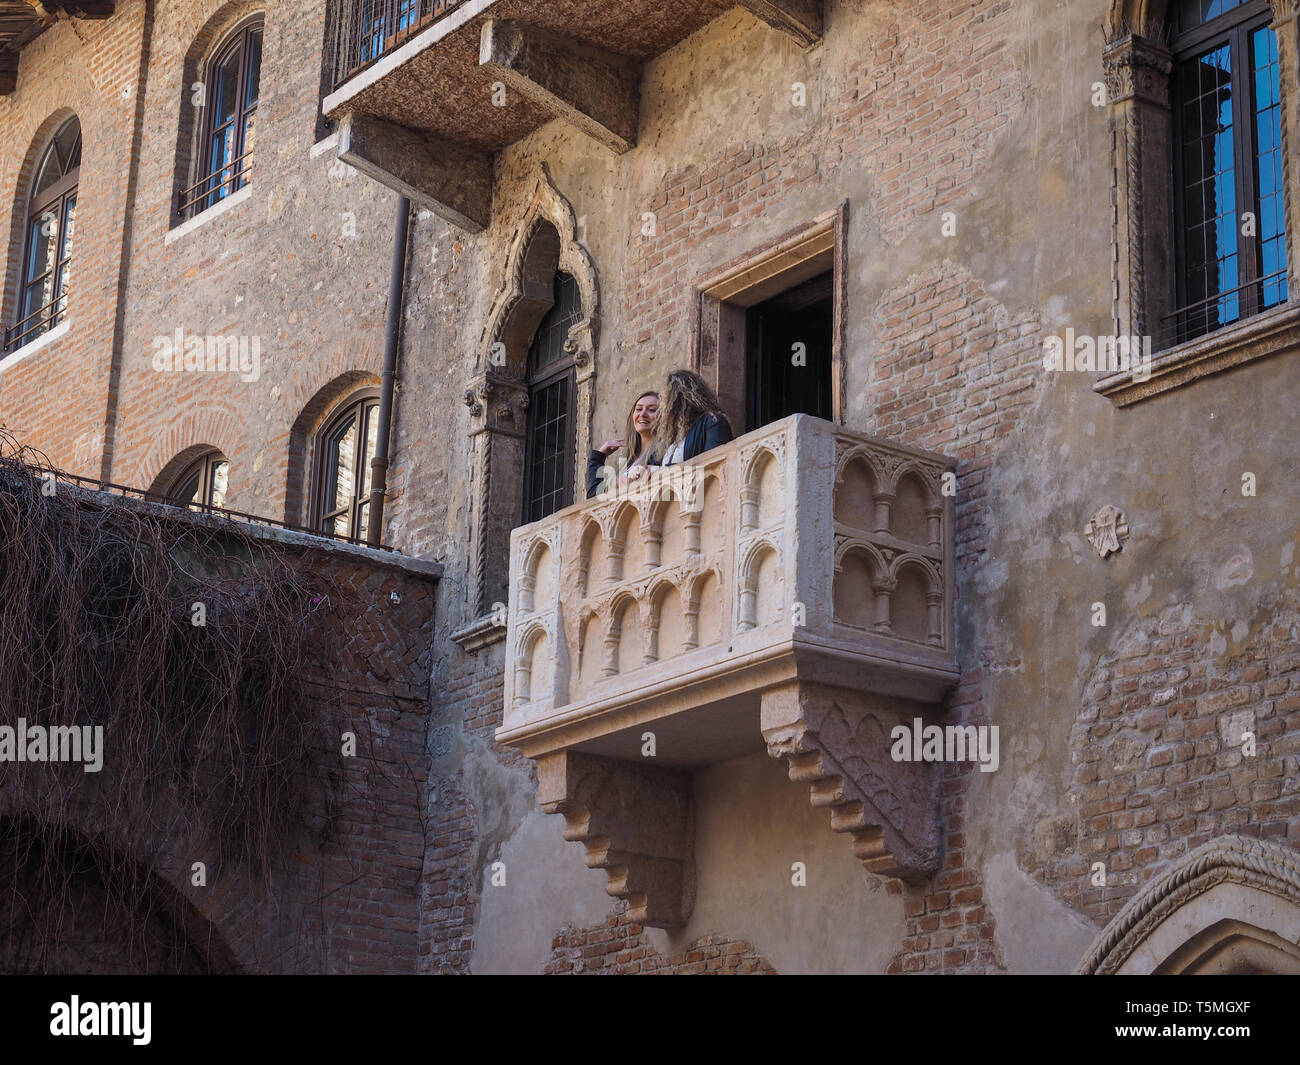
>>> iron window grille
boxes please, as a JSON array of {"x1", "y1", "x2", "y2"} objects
[
  {"x1": 1166, "y1": 0, "x2": 1288, "y2": 346},
  {"x1": 326, "y1": 0, "x2": 467, "y2": 92},
  {"x1": 522, "y1": 272, "x2": 581, "y2": 525}
]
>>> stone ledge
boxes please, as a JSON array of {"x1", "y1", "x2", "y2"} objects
[
  {"x1": 1095, "y1": 303, "x2": 1300, "y2": 406},
  {"x1": 58, "y1": 479, "x2": 443, "y2": 582}
]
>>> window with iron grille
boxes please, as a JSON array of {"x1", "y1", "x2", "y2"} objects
[
  {"x1": 522, "y1": 272, "x2": 581, "y2": 525},
  {"x1": 313, "y1": 392, "x2": 380, "y2": 542},
  {"x1": 181, "y1": 18, "x2": 263, "y2": 221},
  {"x1": 1169, "y1": 0, "x2": 1287, "y2": 344},
  {"x1": 6, "y1": 116, "x2": 79, "y2": 355}
]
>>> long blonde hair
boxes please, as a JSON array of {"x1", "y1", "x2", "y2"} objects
[
  {"x1": 653, "y1": 370, "x2": 725, "y2": 458},
  {"x1": 624, "y1": 391, "x2": 660, "y2": 463}
]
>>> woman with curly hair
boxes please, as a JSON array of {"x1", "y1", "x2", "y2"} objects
[{"x1": 654, "y1": 369, "x2": 734, "y2": 467}]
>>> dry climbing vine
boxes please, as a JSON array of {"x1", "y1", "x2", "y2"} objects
[{"x1": 0, "y1": 430, "x2": 342, "y2": 973}]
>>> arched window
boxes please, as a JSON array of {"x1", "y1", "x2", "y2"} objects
[
  {"x1": 313, "y1": 391, "x2": 380, "y2": 541},
  {"x1": 181, "y1": 18, "x2": 263, "y2": 219},
  {"x1": 521, "y1": 271, "x2": 581, "y2": 524},
  {"x1": 167, "y1": 451, "x2": 230, "y2": 511},
  {"x1": 1169, "y1": 0, "x2": 1286, "y2": 342},
  {"x1": 6, "y1": 116, "x2": 80, "y2": 354}
]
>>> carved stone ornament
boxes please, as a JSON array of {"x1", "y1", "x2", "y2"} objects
[{"x1": 1085, "y1": 504, "x2": 1129, "y2": 558}]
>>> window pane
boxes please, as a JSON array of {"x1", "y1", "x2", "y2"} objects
[
  {"x1": 361, "y1": 402, "x2": 379, "y2": 496},
  {"x1": 24, "y1": 212, "x2": 57, "y2": 286},
  {"x1": 210, "y1": 460, "x2": 229, "y2": 509},
  {"x1": 1175, "y1": 0, "x2": 1245, "y2": 34},
  {"x1": 212, "y1": 50, "x2": 240, "y2": 127},
  {"x1": 1176, "y1": 42, "x2": 1239, "y2": 336},
  {"x1": 244, "y1": 29, "x2": 262, "y2": 110},
  {"x1": 1252, "y1": 25, "x2": 1288, "y2": 309},
  {"x1": 57, "y1": 195, "x2": 76, "y2": 299},
  {"x1": 327, "y1": 417, "x2": 359, "y2": 518},
  {"x1": 176, "y1": 470, "x2": 202, "y2": 506}
]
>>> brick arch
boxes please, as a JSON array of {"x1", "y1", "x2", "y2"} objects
[
  {"x1": 169, "y1": 1, "x2": 267, "y2": 224},
  {"x1": 147, "y1": 443, "x2": 229, "y2": 500},
  {"x1": 0, "y1": 807, "x2": 248, "y2": 974},
  {"x1": 119, "y1": 402, "x2": 243, "y2": 502},
  {"x1": 284, "y1": 368, "x2": 382, "y2": 527}
]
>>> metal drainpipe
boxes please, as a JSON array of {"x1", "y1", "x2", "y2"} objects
[{"x1": 366, "y1": 194, "x2": 412, "y2": 547}]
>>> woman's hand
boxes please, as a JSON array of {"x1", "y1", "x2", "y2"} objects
[{"x1": 598, "y1": 439, "x2": 624, "y2": 456}]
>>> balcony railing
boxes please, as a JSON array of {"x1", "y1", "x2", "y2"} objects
[
  {"x1": 497, "y1": 414, "x2": 958, "y2": 761},
  {"x1": 178, "y1": 149, "x2": 254, "y2": 221},
  {"x1": 327, "y1": 0, "x2": 468, "y2": 92}
]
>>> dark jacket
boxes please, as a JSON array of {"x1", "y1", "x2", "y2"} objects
[{"x1": 681, "y1": 412, "x2": 733, "y2": 461}]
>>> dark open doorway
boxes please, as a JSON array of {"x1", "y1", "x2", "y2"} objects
[{"x1": 745, "y1": 270, "x2": 834, "y2": 431}]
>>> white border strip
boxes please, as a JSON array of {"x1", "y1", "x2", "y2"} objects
[
  {"x1": 0, "y1": 319, "x2": 70, "y2": 374},
  {"x1": 164, "y1": 184, "x2": 253, "y2": 245}
]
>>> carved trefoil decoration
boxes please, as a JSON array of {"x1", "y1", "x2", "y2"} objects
[{"x1": 1085, "y1": 504, "x2": 1130, "y2": 559}]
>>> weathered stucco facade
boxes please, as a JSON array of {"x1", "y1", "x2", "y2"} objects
[{"x1": 1, "y1": 0, "x2": 1299, "y2": 973}]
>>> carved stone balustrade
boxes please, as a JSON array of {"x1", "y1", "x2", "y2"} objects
[{"x1": 497, "y1": 414, "x2": 959, "y2": 926}]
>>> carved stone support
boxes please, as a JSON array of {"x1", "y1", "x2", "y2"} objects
[
  {"x1": 336, "y1": 113, "x2": 491, "y2": 233},
  {"x1": 479, "y1": 20, "x2": 643, "y2": 154},
  {"x1": 1103, "y1": 34, "x2": 1174, "y2": 342},
  {"x1": 537, "y1": 751, "x2": 696, "y2": 928},
  {"x1": 761, "y1": 681, "x2": 939, "y2": 879},
  {"x1": 737, "y1": 0, "x2": 824, "y2": 48}
]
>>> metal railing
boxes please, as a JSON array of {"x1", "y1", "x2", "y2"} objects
[
  {"x1": 1158, "y1": 269, "x2": 1289, "y2": 349},
  {"x1": 3, "y1": 292, "x2": 68, "y2": 354},
  {"x1": 178, "y1": 148, "x2": 254, "y2": 220},
  {"x1": 327, "y1": 0, "x2": 469, "y2": 92},
  {"x1": 42, "y1": 468, "x2": 391, "y2": 551}
]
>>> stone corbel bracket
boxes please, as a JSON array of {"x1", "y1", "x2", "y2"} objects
[
  {"x1": 761, "y1": 681, "x2": 940, "y2": 879},
  {"x1": 536, "y1": 750, "x2": 696, "y2": 928}
]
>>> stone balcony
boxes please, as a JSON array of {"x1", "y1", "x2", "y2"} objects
[
  {"x1": 323, "y1": 0, "x2": 824, "y2": 231},
  {"x1": 496, "y1": 414, "x2": 959, "y2": 926}
]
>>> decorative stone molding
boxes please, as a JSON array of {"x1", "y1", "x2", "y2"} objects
[
  {"x1": 1077, "y1": 835, "x2": 1300, "y2": 974},
  {"x1": 464, "y1": 164, "x2": 600, "y2": 623},
  {"x1": 1084, "y1": 504, "x2": 1129, "y2": 559},
  {"x1": 536, "y1": 751, "x2": 696, "y2": 928},
  {"x1": 761, "y1": 682, "x2": 940, "y2": 879},
  {"x1": 1103, "y1": 33, "x2": 1173, "y2": 345}
]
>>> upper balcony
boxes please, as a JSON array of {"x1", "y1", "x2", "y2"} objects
[
  {"x1": 0, "y1": 2, "x2": 115, "y2": 94},
  {"x1": 322, "y1": 0, "x2": 824, "y2": 231},
  {"x1": 495, "y1": 414, "x2": 958, "y2": 925}
]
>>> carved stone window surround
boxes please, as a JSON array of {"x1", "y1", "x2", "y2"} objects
[{"x1": 1103, "y1": 1, "x2": 1300, "y2": 404}]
